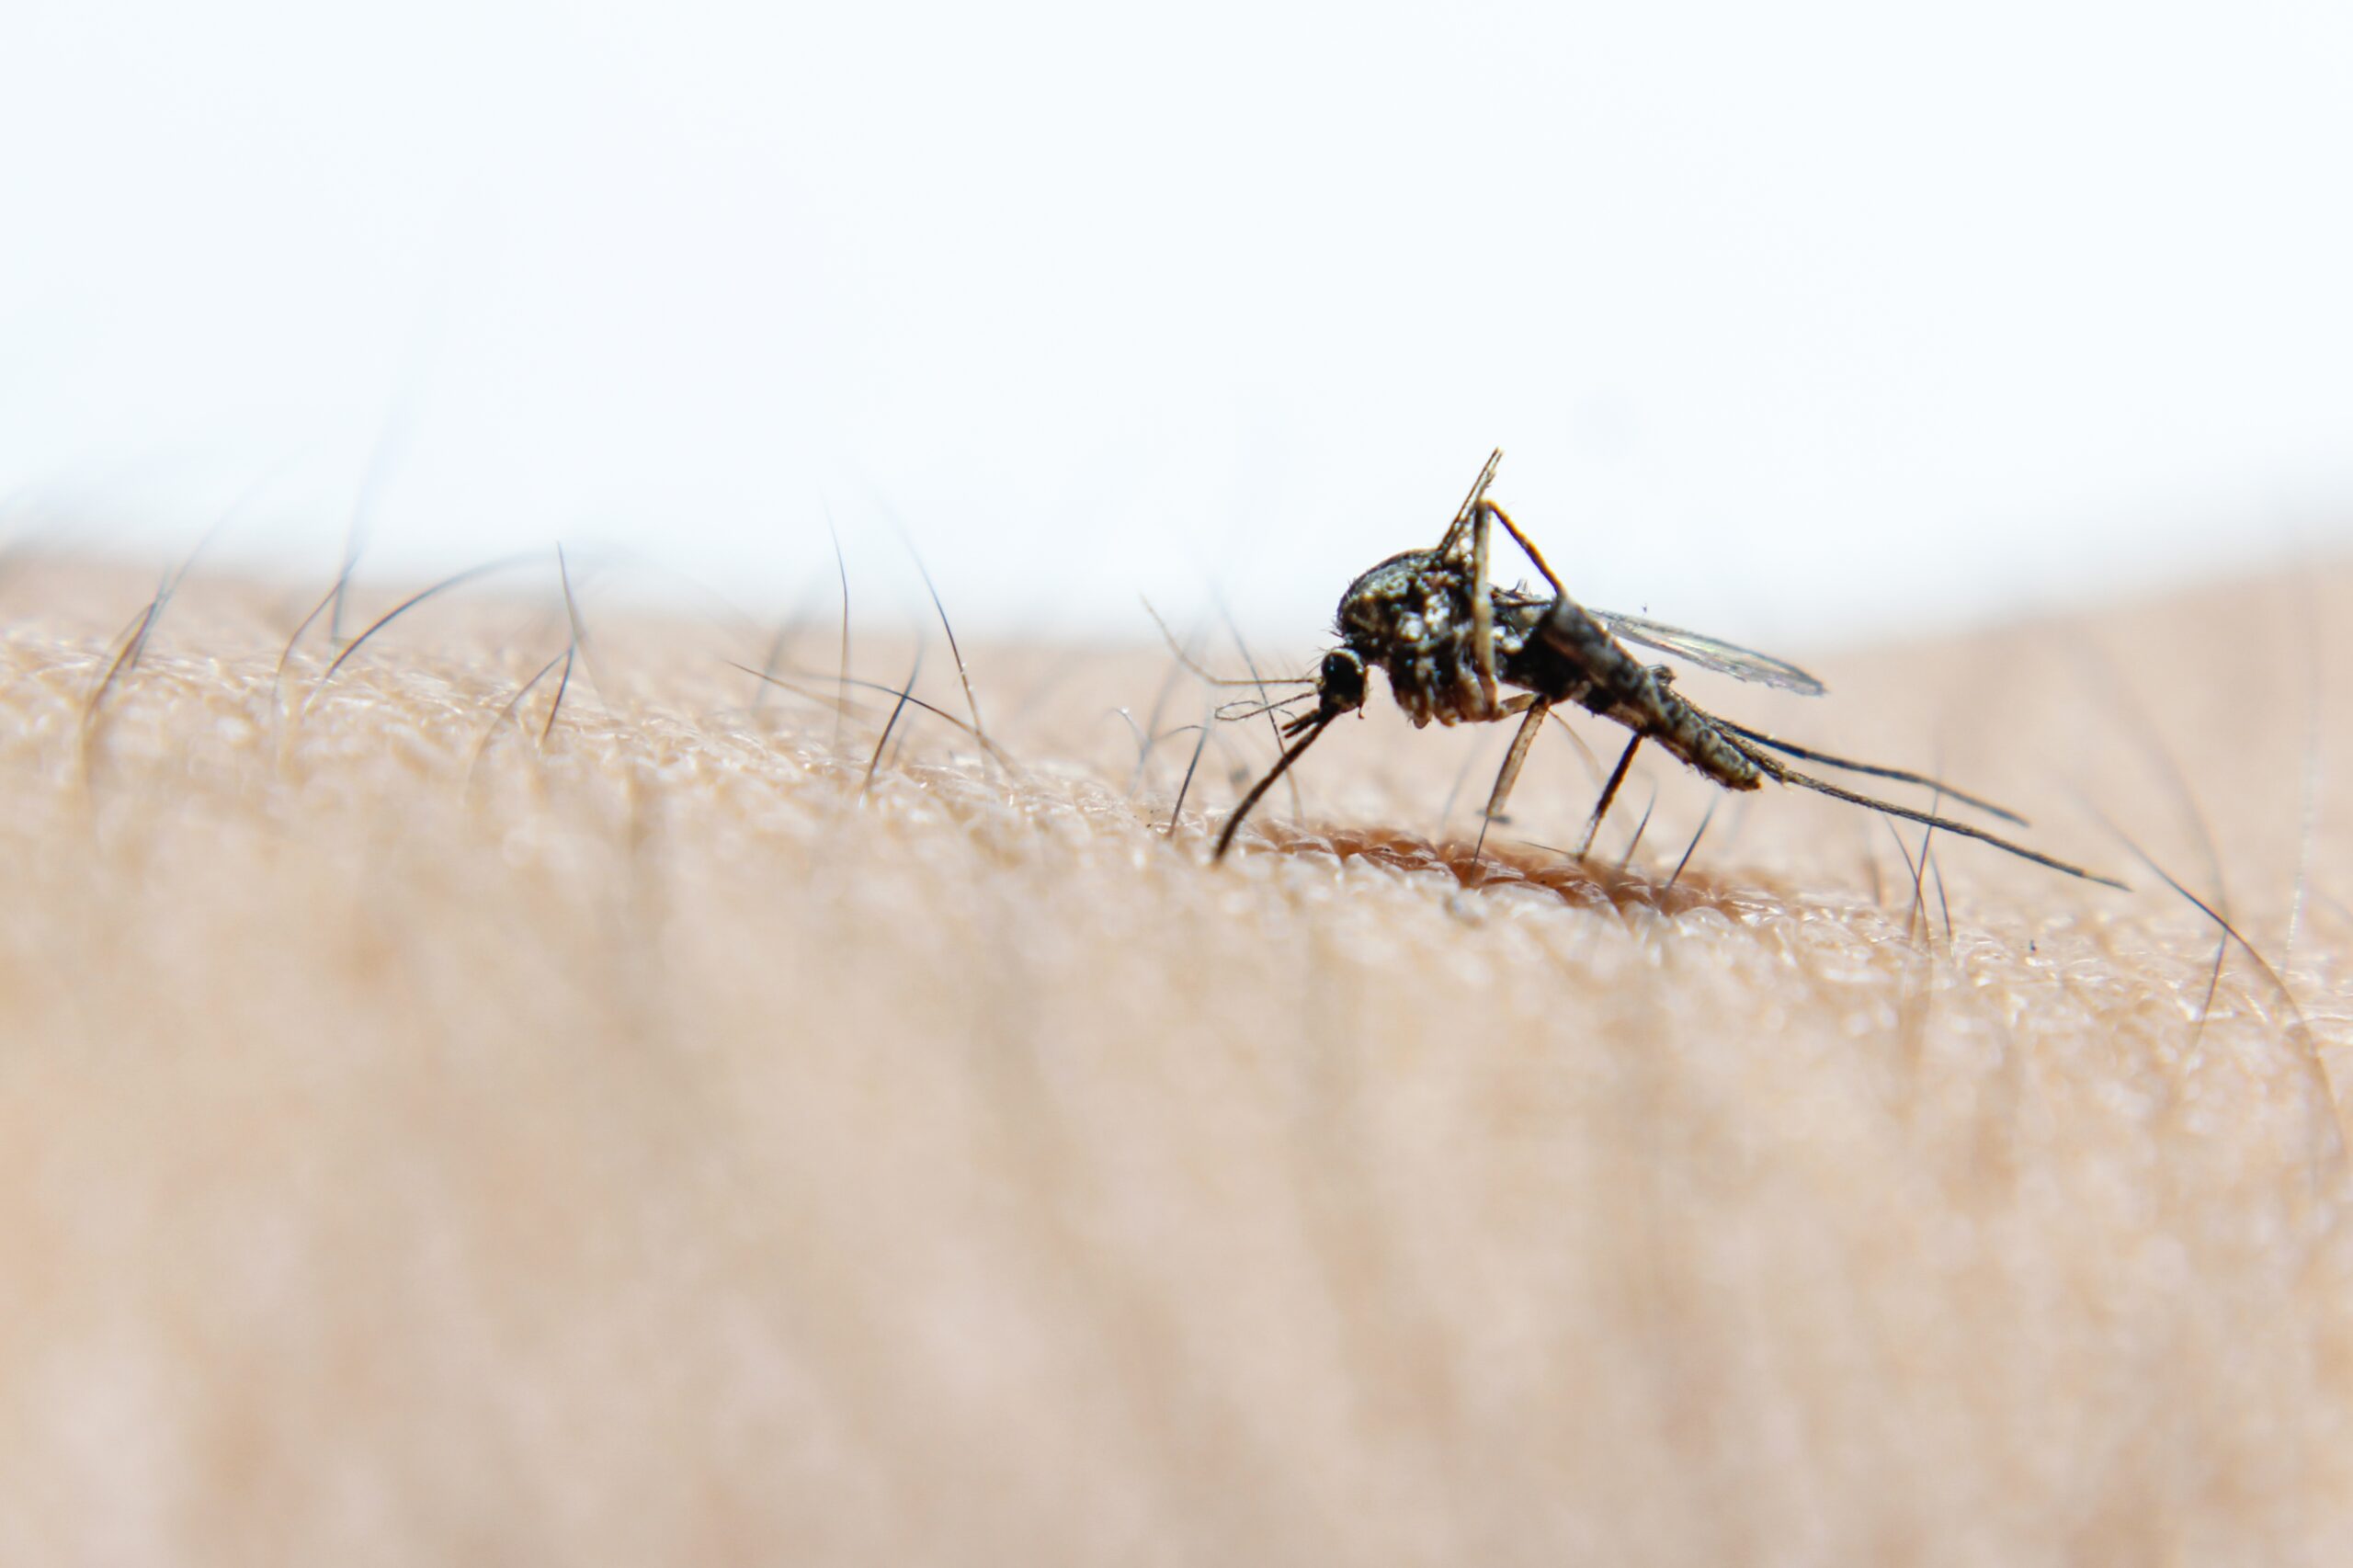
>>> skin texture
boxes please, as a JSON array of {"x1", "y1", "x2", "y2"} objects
[{"x1": 2, "y1": 552, "x2": 2349, "y2": 1565}]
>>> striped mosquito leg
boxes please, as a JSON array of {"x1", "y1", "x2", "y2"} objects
[{"x1": 1473, "y1": 698, "x2": 1550, "y2": 860}]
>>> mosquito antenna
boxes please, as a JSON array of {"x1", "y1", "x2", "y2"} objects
[
  {"x1": 1753, "y1": 753, "x2": 2124, "y2": 888},
  {"x1": 1216, "y1": 692, "x2": 1316, "y2": 723},
  {"x1": 1213, "y1": 711, "x2": 1337, "y2": 861},
  {"x1": 1716, "y1": 721, "x2": 2027, "y2": 825}
]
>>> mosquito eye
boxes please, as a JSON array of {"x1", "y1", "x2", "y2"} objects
[{"x1": 1319, "y1": 650, "x2": 1366, "y2": 710}]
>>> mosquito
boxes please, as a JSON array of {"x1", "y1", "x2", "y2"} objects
[{"x1": 1211, "y1": 450, "x2": 2122, "y2": 888}]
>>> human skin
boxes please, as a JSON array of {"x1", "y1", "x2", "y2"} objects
[{"x1": 1, "y1": 554, "x2": 2348, "y2": 1565}]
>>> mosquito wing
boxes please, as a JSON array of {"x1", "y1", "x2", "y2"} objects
[{"x1": 1590, "y1": 609, "x2": 1827, "y2": 697}]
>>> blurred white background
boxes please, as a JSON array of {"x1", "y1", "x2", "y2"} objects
[{"x1": 3, "y1": 0, "x2": 2349, "y2": 647}]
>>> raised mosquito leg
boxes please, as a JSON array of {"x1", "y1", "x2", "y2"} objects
[
  {"x1": 1484, "y1": 501, "x2": 1567, "y2": 599},
  {"x1": 1473, "y1": 697, "x2": 1550, "y2": 860},
  {"x1": 1577, "y1": 734, "x2": 1643, "y2": 858},
  {"x1": 1469, "y1": 495, "x2": 1499, "y2": 713}
]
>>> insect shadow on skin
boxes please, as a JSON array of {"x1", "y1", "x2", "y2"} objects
[{"x1": 1209, "y1": 450, "x2": 2126, "y2": 891}]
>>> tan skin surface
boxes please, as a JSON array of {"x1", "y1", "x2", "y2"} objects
[{"x1": 2, "y1": 553, "x2": 2350, "y2": 1564}]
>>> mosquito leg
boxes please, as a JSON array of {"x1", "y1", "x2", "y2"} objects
[
  {"x1": 1473, "y1": 697, "x2": 1550, "y2": 860},
  {"x1": 1743, "y1": 745, "x2": 2126, "y2": 888},
  {"x1": 1469, "y1": 499, "x2": 1499, "y2": 713},
  {"x1": 1577, "y1": 734, "x2": 1643, "y2": 858},
  {"x1": 1484, "y1": 501, "x2": 1567, "y2": 599}
]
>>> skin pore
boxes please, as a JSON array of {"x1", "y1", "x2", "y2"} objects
[{"x1": 2, "y1": 551, "x2": 2349, "y2": 1564}]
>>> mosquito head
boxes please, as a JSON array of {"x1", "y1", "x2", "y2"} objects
[{"x1": 1287, "y1": 646, "x2": 1366, "y2": 735}]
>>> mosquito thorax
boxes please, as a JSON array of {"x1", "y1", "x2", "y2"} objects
[{"x1": 1335, "y1": 549, "x2": 1467, "y2": 651}]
